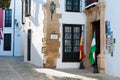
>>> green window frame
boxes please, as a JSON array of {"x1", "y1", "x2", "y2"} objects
[
  {"x1": 4, "y1": 33, "x2": 11, "y2": 51},
  {"x1": 5, "y1": 9, "x2": 12, "y2": 27},
  {"x1": 66, "y1": 0, "x2": 82, "y2": 12},
  {"x1": 63, "y1": 24, "x2": 82, "y2": 62}
]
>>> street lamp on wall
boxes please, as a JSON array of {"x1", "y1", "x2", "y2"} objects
[
  {"x1": 14, "y1": 19, "x2": 19, "y2": 27},
  {"x1": 50, "y1": 1, "x2": 56, "y2": 20}
]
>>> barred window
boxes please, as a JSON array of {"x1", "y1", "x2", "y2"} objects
[
  {"x1": 5, "y1": 9, "x2": 12, "y2": 27},
  {"x1": 4, "y1": 34, "x2": 11, "y2": 51}
]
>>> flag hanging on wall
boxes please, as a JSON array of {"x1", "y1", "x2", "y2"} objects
[
  {"x1": 89, "y1": 32, "x2": 96, "y2": 65},
  {"x1": 79, "y1": 31, "x2": 85, "y2": 61}
]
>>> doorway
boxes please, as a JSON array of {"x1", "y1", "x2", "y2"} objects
[
  {"x1": 84, "y1": 2, "x2": 105, "y2": 73},
  {"x1": 92, "y1": 20, "x2": 100, "y2": 66},
  {"x1": 62, "y1": 24, "x2": 82, "y2": 62},
  {"x1": 27, "y1": 29, "x2": 31, "y2": 61}
]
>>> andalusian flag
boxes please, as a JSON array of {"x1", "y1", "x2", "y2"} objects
[
  {"x1": 79, "y1": 31, "x2": 85, "y2": 61},
  {"x1": 89, "y1": 32, "x2": 96, "y2": 65}
]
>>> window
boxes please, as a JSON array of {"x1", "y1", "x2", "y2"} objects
[
  {"x1": 5, "y1": 9, "x2": 12, "y2": 27},
  {"x1": 25, "y1": 0, "x2": 31, "y2": 17},
  {"x1": 4, "y1": 34, "x2": 11, "y2": 51},
  {"x1": 63, "y1": 24, "x2": 82, "y2": 62},
  {"x1": 22, "y1": 0, "x2": 25, "y2": 24},
  {"x1": 66, "y1": 0, "x2": 81, "y2": 12}
]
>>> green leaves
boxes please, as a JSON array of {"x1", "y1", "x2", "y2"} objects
[{"x1": 0, "y1": 0, "x2": 11, "y2": 9}]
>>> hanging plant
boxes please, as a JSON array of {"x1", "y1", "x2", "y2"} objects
[{"x1": 0, "y1": 0, "x2": 11, "y2": 9}]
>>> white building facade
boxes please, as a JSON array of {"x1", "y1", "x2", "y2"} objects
[
  {"x1": 56, "y1": 0, "x2": 85, "y2": 68},
  {"x1": 21, "y1": 0, "x2": 45, "y2": 67},
  {"x1": 22, "y1": 0, "x2": 85, "y2": 68},
  {"x1": 84, "y1": 0, "x2": 120, "y2": 78},
  {"x1": 105, "y1": 0, "x2": 120, "y2": 77},
  {"x1": 0, "y1": 0, "x2": 22, "y2": 56},
  {"x1": 21, "y1": 0, "x2": 120, "y2": 78}
]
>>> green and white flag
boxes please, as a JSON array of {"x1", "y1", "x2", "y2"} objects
[{"x1": 89, "y1": 32, "x2": 96, "y2": 65}]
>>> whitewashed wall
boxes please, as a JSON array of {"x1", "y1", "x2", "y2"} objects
[
  {"x1": 22, "y1": 0, "x2": 86, "y2": 68},
  {"x1": 56, "y1": 0, "x2": 86, "y2": 68},
  {"x1": 14, "y1": 0, "x2": 22, "y2": 56},
  {"x1": 22, "y1": 0, "x2": 46, "y2": 67},
  {"x1": 0, "y1": 0, "x2": 22, "y2": 56},
  {"x1": 105, "y1": 0, "x2": 120, "y2": 77}
]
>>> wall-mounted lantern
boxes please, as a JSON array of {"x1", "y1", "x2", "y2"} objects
[
  {"x1": 14, "y1": 19, "x2": 19, "y2": 27},
  {"x1": 50, "y1": 1, "x2": 56, "y2": 20}
]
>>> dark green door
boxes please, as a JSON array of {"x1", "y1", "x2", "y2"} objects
[{"x1": 62, "y1": 24, "x2": 82, "y2": 62}]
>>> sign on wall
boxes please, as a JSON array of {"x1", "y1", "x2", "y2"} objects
[
  {"x1": 106, "y1": 21, "x2": 115, "y2": 56},
  {"x1": 50, "y1": 31, "x2": 58, "y2": 40}
]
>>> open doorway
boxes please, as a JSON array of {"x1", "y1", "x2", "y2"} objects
[
  {"x1": 92, "y1": 20, "x2": 100, "y2": 72},
  {"x1": 27, "y1": 29, "x2": 31, "y2": 61}
]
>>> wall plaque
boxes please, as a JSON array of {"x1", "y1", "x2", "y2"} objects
[{"x1": 50, "y1": 33, "x2": 58, "y2": 40}]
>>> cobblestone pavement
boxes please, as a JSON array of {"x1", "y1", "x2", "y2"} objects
[{"x1": 0, "y1": 56, "x2": 120, "y2": 80}]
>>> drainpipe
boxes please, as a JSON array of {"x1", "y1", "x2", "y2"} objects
[{"x1": 13, "y1": 0, "x2": 16, "y2": 56}]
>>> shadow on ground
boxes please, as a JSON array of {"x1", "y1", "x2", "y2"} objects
[{"x1": 0, "y1": 56, "x2": 119, "y2": 80}]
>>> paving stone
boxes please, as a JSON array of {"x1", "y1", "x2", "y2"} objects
[{"x1": 0, "y1": 56, "x2": 120, "y2": 80}]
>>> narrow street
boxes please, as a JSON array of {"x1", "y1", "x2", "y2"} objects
[{"x1": 0, "y1": 56, "x2": 119, "y2": 80}]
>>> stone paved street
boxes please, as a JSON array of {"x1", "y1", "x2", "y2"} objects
[{"x1": 0, "y1": 56, "x2": 120, "y2": 80}]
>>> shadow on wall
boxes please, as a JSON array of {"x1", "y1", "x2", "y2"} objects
[
  {"x1": 31, "y1": 39, "x2": 44, "y2": 67},
  {"x1": 23, "y1": 29, "x2": 43, "y2": 66},
  {"x1": 21, "y1": 30, "x2": 27, "y2": 58},
  {"x1": 30, "y1": 0, "x2": 45, "y2": 27}
]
